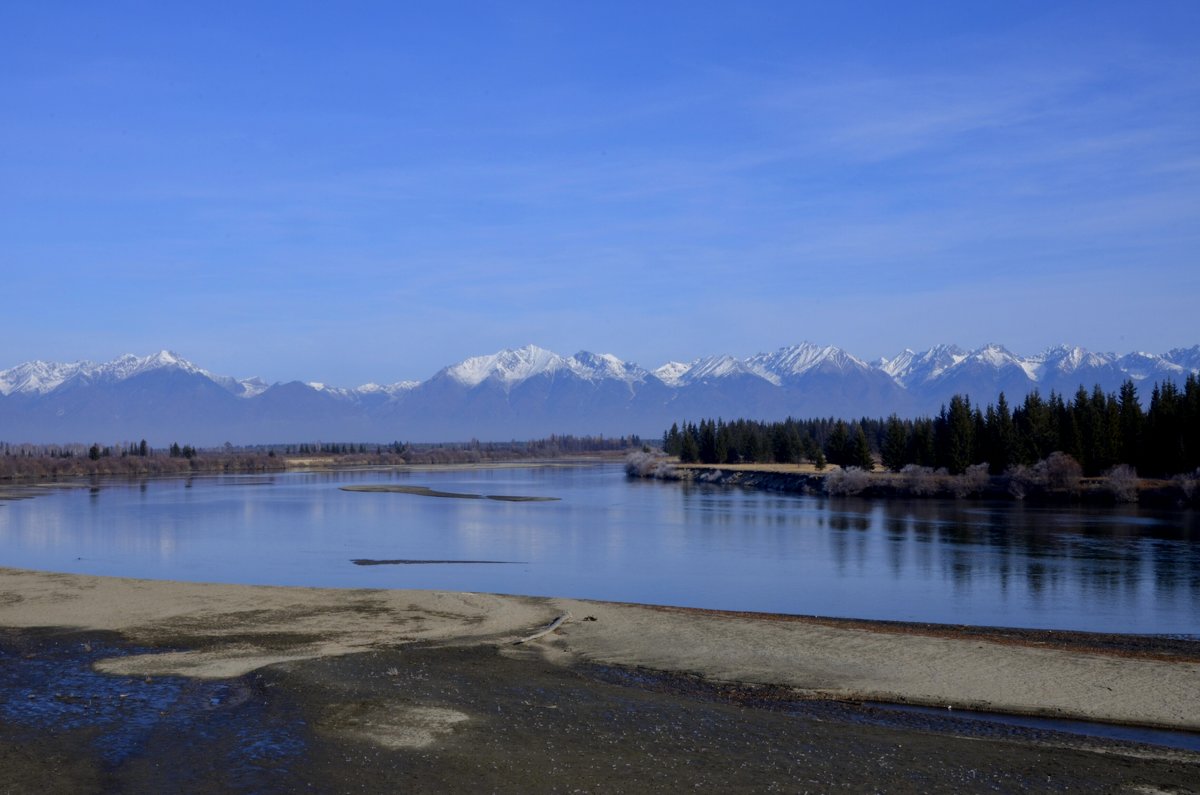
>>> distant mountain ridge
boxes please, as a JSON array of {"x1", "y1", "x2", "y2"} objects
[{"x1": 2, "y1": 342, "x2": 1197, "y2": 445}]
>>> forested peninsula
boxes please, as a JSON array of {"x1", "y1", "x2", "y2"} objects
[{"x1": 642, "y1": 377, "x2": 1200, "y2": 506}]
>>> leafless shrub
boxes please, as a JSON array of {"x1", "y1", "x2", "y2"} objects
[
  {"x1": 1005, "y1": 465, "x2": 1037, "y2": 500},
  {"x1": 1035, "y1": 452, "x2": 1083, "y2": 495},
  {"x1": 900, "y1": 464, "x2": 941, "y2": 496},
  {"x1": 951, "y1": 463, "x2": 990, "y2": 498},
  {"x1": 623, "y1": 451, "x2": 675, "y2": 479},
  {"x1": 624, "y1": 451, "x2": 655, "y2": 477},
  {"x1": 1172, "y1": 468, "x2": 1199, "y2": 502},
  {"x1": 1104, "y1": 464, "x2": 1139, "y2": 503},
  {"x1": 825, "y1": 466, "x2": 871, "y2": 496}
]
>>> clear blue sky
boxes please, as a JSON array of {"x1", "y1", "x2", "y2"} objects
[{"x1": 2, "y1": 1, "x2": 1197, "y2": 384}]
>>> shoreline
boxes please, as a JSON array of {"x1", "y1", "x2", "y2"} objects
[
  {"x1": 0, "y1": 458, "x2": 612, "y2": 500},
  {"x1": 2, "y1": 566, "x2": 1197, "y2": 732},
  {"x1": 631, "y1": 460, "x2": 1200, "y2": 507},
  {"x1": 3, "y1": 567, "x2": 1199, "y2": 791}
]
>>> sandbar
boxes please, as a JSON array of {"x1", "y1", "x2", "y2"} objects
[
  {"x1": 340, "y1": 484, "x2": 560, "y2": 501},
  {"x1": 1, "y1": 567, "x2": 1197, "y2": 791}
]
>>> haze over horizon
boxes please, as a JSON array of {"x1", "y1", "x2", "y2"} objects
[{"x1": 3, "y1": 2, "x2": 1197, "y2": 386}]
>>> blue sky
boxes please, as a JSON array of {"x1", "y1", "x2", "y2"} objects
[{"x1": 2, "y1": 1, "x2": 1197, "y2": 385}]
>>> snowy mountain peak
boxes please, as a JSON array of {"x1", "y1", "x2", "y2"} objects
[
  {"x1": 878, "y1": 349, "x2": 917, "y2": 378},
  {"x1": 653, "y1": 361, "x2": 691, "y2": 386},
  {"x1": 685, "y1": 355, "x2": 741, "y2": 380},
  {"x1": 355, "y1": 381, "x2": 420, "y2": 395},
  {"x1": 676, "y1": 355, "x2": 777, "y2": 385},
  {"x1": 568, "y1": 351, "x2": 647, "y2": 384},
  {"x1": 233, "y1": 376, "x2": 270, "y2": 398},
  {"x1": 1166, "y1": 345, "x2": 1200, "y2": 372},
  {"x1": 443, "y1": 345, "x2": 569, "y2": 388},
  {"x1": 880, "y1": 344, "x2": 966, "y2": 386},
  {"x1": 0, "y1": 359, "x2": 91, "y2": 396},
  {"x1": 1033, "y1": 345, "x2": 1117, "y2": 374},
  {"x1": 971, "y1": 343, "x2": 1019, "y2": 366},
  {"x1": 0, "y1": 350, "x2": 208, "y2": 395},
  {"x1": 440, "y1": 345, "x2": 650, "y2": 389},
  {"x1": 1117, "y1": 351, "x2": 1184, "y2": 381},
  {"x1": 103, "y1": 350, "x2": 205, "y2": 381},
  {"x1": 747, "y1": 343, "x2": 870, "y2": 380}
]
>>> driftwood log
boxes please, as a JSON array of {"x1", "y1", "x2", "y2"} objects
[{"x1": 514, "y1": 613, "x2": 571, "y2": 645}]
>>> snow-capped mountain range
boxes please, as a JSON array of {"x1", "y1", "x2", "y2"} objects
[{"x1": 1, "y1": 342, "x2": 1196, "y2": 445}]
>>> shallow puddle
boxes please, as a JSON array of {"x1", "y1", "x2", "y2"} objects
[
  {"x1": 0, "y1": 629, "x2": 308, "y2": 785},
  {"x1": 868, "y1": 702, "x2": 1200, "y2": 752}
]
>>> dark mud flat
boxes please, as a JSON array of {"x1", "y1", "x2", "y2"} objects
[
  {"x1": 3, "y1": 629, "x2": 1198, "y2": 793},
  {"x1": 0, "y1": 628, "x2": 310, "y2": 792}
]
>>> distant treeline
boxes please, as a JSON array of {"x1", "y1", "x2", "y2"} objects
[
  {"x1": 0, "y1": 449, "x2": 284, "y2": 480},
  {"x1": 265, "y1": 434, "x2": 642, "y2": 459},
  {"x1": 663, "y1": 377, "x2": 1200, "y2": 479},
  {"x1": 0, "y1": 433, "x2": 643, "y2": 480}
]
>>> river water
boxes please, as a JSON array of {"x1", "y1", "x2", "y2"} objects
[{"x1": 1, "y1": 464, "x2": 1197, "y2": 635}]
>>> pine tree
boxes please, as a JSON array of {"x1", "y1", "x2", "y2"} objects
[
  {"x1": 1185, "y1": 374, "x2": 1200, "y2": 472},
  {"x1": 698, "y1": 419, "x2": 717, "y2": 464},
  {"x1": 825, "y1": 421, "x2": 849, "y2": 467},
  {"x1": 1147, "y1": 381, "x2": 1185, "y2": 476},
  {"x1": 944, "y1": 395, "x2": 974, "y2": 474},
  {"x1": 1095, "y1": 385, "x2": 1120, "y2": 474},
  {"x1": 1117, "y1": 381, "x2": 1142, "y2": 467},
  {"x1": 715, "y1": 420, "x2": 731, "y2": 463},
  {"x1": 680, "y1": 428, "x2": 699, "y2": 463},
  {"x1": 909, "y1": 418, "x2": 936, "y2": 467},
  {"x1": 881, "y1": 415, "x2": 908, "y2": 472},
  {"x1": 971, "y1": 407, "x2": 987, "y2": 465},
  {"x1": 850, "y1": 426, "x2": 873, "y2": 470},
  {"x1": 664, "y1": 423, "x2": 682, "y2": 457},
  {"x1": 771, "y1": 423, "x2": 796, "y2": 464},
  {"x1": 813, "y1": 445, "x2": 827, "y2": 470},
  {"x1": 990, "y1": 392, "x2": 1015, "y2": 474}
]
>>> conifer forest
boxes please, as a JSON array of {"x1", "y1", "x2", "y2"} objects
[{"x1": 662, "y1": 377, "x2": 1200, "y2": 479}]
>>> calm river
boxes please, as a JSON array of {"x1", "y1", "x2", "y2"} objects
[{"x1": 1, "y1": 464, "x2": 1197, "y2": 635}]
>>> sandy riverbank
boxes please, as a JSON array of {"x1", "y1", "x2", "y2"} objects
[{"x1": 2, "y1": 567, "x2": 1199, "y2": 791}]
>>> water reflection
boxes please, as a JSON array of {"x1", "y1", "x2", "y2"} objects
[{"x1": 0, "y1": 468, "x2": 1197, "y2": 634}]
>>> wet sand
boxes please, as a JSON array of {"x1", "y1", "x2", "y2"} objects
[{"x1": 1, "y1": 567, "x2": 1198, "y2": 792}]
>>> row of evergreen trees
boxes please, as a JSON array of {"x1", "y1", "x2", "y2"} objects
[
  {"x1": 662, "y1": 376, "x2": 1200, "y2": 478},
  {"x1": 86, "y1": 439, "x2": 152, "y2": 460},
  {"x1": 662, "y1": 417, "x2": 866, "y2": 470}
]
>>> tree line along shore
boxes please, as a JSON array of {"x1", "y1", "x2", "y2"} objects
[
  {"x1": 652, "y1": 377, "x2": 1200, "y2": 506},
  {"x1": 0, "y1": 435, "x2": 641, "y2": 481}
]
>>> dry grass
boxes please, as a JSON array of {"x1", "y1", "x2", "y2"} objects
[{"x1": 282, "y1": 456, "x2": 340, "y2": 467}]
